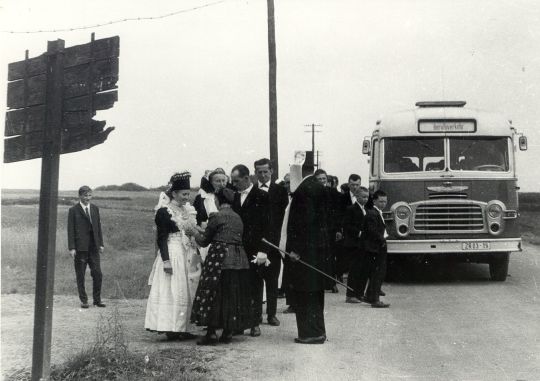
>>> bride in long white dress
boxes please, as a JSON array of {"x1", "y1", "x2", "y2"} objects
[{"x1": 144, "y1": 172, "x2": 202, "y2": 340}]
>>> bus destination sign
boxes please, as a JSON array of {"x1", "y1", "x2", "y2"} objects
[{"x1": 418, "y1": 120, "x2": 476, "y2": 133}]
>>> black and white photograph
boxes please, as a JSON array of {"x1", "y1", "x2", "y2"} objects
[{"x1": 1, "y1": 0, "x2": 539, "y2": 380}]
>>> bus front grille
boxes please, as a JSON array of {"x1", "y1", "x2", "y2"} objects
[{"x1": 413, "y1": 202, "x2": 485, "y2": 232}]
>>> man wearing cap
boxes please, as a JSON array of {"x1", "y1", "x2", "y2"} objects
[{"x1": 68, "y1": 186, "x2": 105, "y2": 308}]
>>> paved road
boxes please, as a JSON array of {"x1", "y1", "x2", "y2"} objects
[{"x1": 2, "y1": 244, "x2": 539, "y2": 380}]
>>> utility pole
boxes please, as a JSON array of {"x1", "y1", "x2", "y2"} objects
[
  {"x1": 267, "y1": 0, "x2": 278, "y2": 181},
  {"x1": 304, "y1": 123, "x2": 322, "y2": 161}
]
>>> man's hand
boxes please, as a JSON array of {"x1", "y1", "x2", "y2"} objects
[
  {"x1": 335, "y1": 232, "x2": 343, "y2": 241},
  {"x1": 99, "y1": 246, "x2": 104, "y2": 255},
  {"x1": 163, "y1": 260, "x2": 173, "y2": 275},
  {"x1": 69, "y1": 249, "x2": 76, "y2": 259},
  {"x1": 289, "y1": 251, "x2": 300, "y2": 262}
]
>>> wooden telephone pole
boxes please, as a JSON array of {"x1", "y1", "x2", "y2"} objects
[{"x1": 267, "y1": 0, "x2": 278, "y2": 180}]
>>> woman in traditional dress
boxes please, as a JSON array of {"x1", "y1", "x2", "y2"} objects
[
  {"x1": 145, "y1": 172, "x2": 202, "y2": 340},
  {"x1": 191, "y1": 188, "x2": 252, "y2": 345},
  {"x1": 193, "y1": 169, "x2": 229, "y2": 262}
]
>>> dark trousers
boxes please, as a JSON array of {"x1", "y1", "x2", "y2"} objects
[
  {"x1": 336, "y1": 243, "x2": 354, "y2": 278},
  {"x1": 251, "y1": 256, "x2": 281, "y2": 324},
  {"x1": 293, "y1": 290, "x2": 326, "y2": 339},
  {"x1": 74, "y1": 242, "x2": 102, "y2": 304},
  {"x1": 365, "y1": 248, "x2": 388, "y2": 302},
  {"x1": 282, "y1": 257, "x2": 296, "y2": 308},
  {"x1": 346, "y1": 248, "x2": 368, "y2": 298}
]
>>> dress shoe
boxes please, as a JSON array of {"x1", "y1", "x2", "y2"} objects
[
  {"x1": 93, "y1": 302, "x2": 106, "y2": 308},
  {"x1": 282, "y1": 306, "x2": 295, "y2": 314},
  {"x1": 166, "y1": 332, "x2": 181, "y2": 341},
  {"x1": 345, "y1": 296, "x2": 362, "y2": 304},
  {"x1": 232, "y1": 329, "x2": 244, "y2": 336},
  {"x1": 294, "y1": 336, "x2": 326, "y2": 344},
  {"x1": 379, "y1": 290, "x2": 386, "y2": 296},
  {"x1": 219, "y1": 330, "x2": 233, "y2": 344},
  {"x1": 178, "y1": 332, "x2": 197, "y2": 340},
  {"x1": 267, "y1": 316, "x2": 280, "y2": 326},
  {"x1": 359, "y1": 296, "x2": 375, "y2": 304},
  {"x1": 197, "y1": 333, "x2": 218, "y2": 346},
  {"x1": 80, "y1": 303, "x2": 89, "y2": 309},
  {"x1": 371, "y1": 301, "x2": 390, "y2": 308},
  {"x1": 250, "y1": 326, "x2": 261, "y2": 337},
  {"x1": 331, "y1": 285, "x2": 339, "y2": 293}
]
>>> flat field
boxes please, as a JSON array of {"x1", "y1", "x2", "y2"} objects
[
  {"x1": 2, "y1": 190, "x2": 539, "y2": 299},
  {"x1": 1, "y1": 189, "x2": 193, "y2": 299}
]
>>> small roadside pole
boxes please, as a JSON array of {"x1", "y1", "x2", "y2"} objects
[{"x1": 4, "y1": 33, "x2": 119, "y2": 381}]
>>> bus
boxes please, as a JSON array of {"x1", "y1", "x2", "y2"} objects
[{"x1": 362, "y1": 101, "x2": 528, "y2": 281}]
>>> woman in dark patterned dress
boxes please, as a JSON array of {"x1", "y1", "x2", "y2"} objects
[{"x1": 191, "y1": 187, "x2": 252, "y2": 345}]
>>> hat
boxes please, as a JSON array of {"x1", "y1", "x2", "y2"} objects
[{"x1": 169, "y1": 172, "x2": 191, "y2": 192}]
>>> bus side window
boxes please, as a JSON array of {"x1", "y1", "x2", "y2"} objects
[{"x1": 371, "y1": 139, "x2": 379, "y2": 176}]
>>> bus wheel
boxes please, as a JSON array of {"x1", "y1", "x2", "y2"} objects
[{"x1": 489, "y1": 253, "x2": 509, "y2": 281}]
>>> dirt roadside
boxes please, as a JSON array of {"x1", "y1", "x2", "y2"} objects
[{"x1": 3, "y1": 245, "x2": 540, "y2": 380}]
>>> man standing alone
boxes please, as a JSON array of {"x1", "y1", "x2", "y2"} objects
[
  {"x1": 68, "y1": 186, "x2": 105, "y2": 308},
  {"x1": 254, "y1": 158, "x2": 289, "y2": 326}
]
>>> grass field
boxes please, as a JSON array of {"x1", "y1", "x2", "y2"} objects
[
  {"x1": 1, "y1": 189, "x2": 175, "y2": 300},
  {"x1": 2, "y1": 189, "x2": 539, "y2": 299}
]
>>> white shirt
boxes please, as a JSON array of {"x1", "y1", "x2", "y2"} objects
[
  {"x1": 80, "y1": 202, "x2": 92, "y2": 222},
  {"x1": 374, "y1": 206, "x2": 388, "y2": 238},
  {"x1": 240, "y1": 183, "x2": 253, "y2": 206},
  {"x1": 258, "y1": 180, "x2": 270, "y2": 192},
  {"x1": 349, "y1": 191, "x2": 357, "y2": 205}
]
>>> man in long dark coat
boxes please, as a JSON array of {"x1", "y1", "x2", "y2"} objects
[{"x1": 286, "y1": 174, "x2": 330, "y2": 344}]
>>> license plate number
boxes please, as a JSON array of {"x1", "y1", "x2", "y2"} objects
[{"x1": 462, "y1": 242, "x2": 491, "y2": 251}]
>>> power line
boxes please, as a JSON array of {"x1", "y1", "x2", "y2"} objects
[{"x1": 0, "y1": 0, "x2": 227, "y2": 34}]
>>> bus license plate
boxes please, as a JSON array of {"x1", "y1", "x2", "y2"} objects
[{"x1": 462, "y1": 242, "x2": 491, "y2": 251}]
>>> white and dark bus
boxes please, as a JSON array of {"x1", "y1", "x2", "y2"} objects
[{"x1": 363, "y1": 101, "x2": 528, "y2": 281}]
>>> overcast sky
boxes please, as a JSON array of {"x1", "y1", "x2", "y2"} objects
[{"x1": 1, "y1": 0, "x2": 539, "y2": 191}]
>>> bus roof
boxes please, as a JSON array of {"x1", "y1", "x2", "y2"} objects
[{"x1": 375, "y1": 104, "x2": 513, "y2": 137}]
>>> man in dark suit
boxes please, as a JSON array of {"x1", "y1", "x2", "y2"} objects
[
  {"x1": 68, "y1": 185, "x2": 105, "y2": 308},
  {"x1": 231, "y1": 164, "x2": 270, "y2": 337},
  {"x1": 253, "y1": 158, "x2": 289, "y2": 326},
  {"x1": 335, "y1": 174, "x2": 362, "y2": 280},
  {"x1": 360, "y1": 189, "x2": 390, "y2": 308},
  {"x1": 342, "y1": 186, "x2": 369, "y2": 303},
  {"x1": 286, "y1": 175, "x2": 330, "y2": 344}
]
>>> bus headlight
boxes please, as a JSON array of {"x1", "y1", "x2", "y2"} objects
[
  {"x1": 486, "y1": 200, "x2": 506, "y2": 236},
  {"x1": 391, "y1": 202, "x2": 412, "y2": 237},
  {"x1": 396, "y1": 206, "x2": 411, "y2": 219},
  {"x1": 488, "y1": 204, "x2": 503, "y2": 218}
]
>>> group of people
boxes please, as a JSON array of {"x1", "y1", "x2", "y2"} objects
[{"x1": 67, "y1": 158, "x2": 390, "y2": 346}]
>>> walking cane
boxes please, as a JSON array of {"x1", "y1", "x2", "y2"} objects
[{"x1": 261, "y1": 238, "x2": 355, "y2": 293}]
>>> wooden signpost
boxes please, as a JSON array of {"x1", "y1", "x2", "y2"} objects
[{"x1": 3, "y1": 33, "x2": 119, "y2": 381}]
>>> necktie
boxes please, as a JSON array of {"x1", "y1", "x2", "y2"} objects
[{"x1": 85, "y1": 207, "x2": 92, "y2": 224}]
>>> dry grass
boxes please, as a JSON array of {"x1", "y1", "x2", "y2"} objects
[
  {"x1": 4, "y1": 307, "x2": 215, "y2": 381},
  {"x1": 1, "y1": 191, "x2": 160, "y2": 299}
]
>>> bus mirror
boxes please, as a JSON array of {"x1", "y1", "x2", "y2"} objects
[
  {"x1": 519, "y1": 136, "x2": 528, "y2": 151},
  {"x1": 362, "y1": 139, "x2": 371, "y2": 155}
]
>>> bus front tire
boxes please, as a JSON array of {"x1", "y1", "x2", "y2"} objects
[{"x1": 489, "y1": 253, "x2": 509, "y2": 281}]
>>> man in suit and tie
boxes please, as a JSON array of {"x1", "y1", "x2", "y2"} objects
[
  {"x1": 335, "y1": 174, "x2": 362, "y2": 280},
  {"x1": 68, "y1": 186, "x2": 105, "y2": 308},
  {"x1": 343, "y1": 186, "x2": 370, "y2": 303},
  {"x1": 360, "y1": 189, "x2": 390, "y2": 308},
  {"x1": 231, "y1": 164, "x2": 270, "y2": 337},
  {"x1": 253, "y1": 158, "x2": 289, "y2": 327}
]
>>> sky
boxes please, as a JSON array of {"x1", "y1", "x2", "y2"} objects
[{"x1": 1, "y1": 0, "x2": 539, "y2": 191}]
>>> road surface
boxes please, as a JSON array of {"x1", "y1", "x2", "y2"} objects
[{"x1": 2, "y1": 244, "x2": 539, "y2": 380}]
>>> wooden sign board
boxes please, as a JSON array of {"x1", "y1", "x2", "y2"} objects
[{"x1": 4, "y1": 35, "x2": 119, "y2": 164}]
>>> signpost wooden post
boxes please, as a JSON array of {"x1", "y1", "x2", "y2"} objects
[{"x1": 3, "y1": 33, "x2": 119, "y2": 381}]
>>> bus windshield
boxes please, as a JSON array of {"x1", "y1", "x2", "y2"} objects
[
  {"x1": 384, "y1": 138, "x2": 444, "y2": 173},
  {"x1": 449, "y1": 137, "x2": 509, "y2": 171}
]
